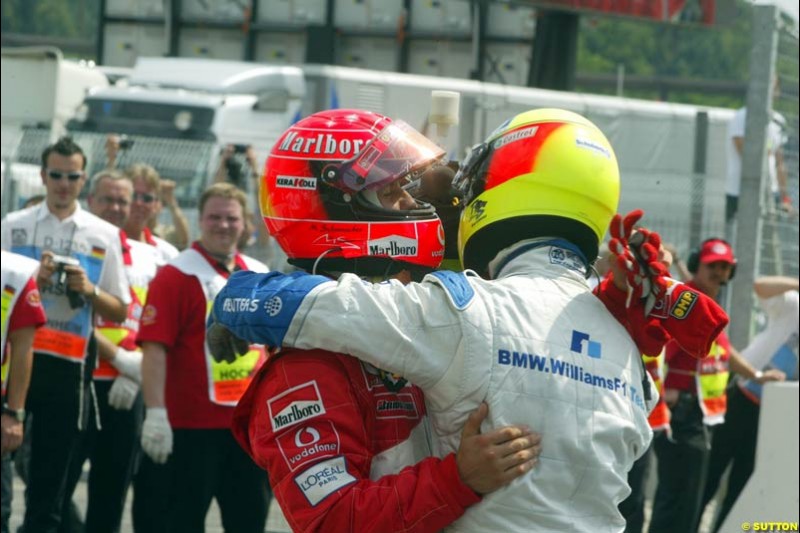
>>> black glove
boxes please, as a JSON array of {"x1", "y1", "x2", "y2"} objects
[{"x1": 206, "y1": 321, "x2": 250, "y2": 364}]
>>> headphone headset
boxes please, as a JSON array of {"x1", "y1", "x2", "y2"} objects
[{"x1": 687, "y1": 237, "x2": 737, "y2": 279}]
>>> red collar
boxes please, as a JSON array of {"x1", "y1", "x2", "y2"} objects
[
  {"x1": 119, "y1": 230, "x2": 132, "y2": 266},
  {"x1": 191, "y1": 242, "x2": 247, "y2": 277},
  {"x1": 143, "y1": 227, "x2": 158, "y2": 247}
]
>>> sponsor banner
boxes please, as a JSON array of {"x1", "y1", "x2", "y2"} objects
[
  {"x1": 374, "y1": 392, "x2": 419, "y2": 420},
  {"x1": 277, "y1": 420, "x2": 341, "y2": 471},
  {"x1": 294, "y1": 456, "x2": 356, "y2": 506},
  {"x1": 268, "y1": 381, "x2": 326, "y2": 432}
]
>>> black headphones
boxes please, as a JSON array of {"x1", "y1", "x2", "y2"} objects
[{"x1": 687, "y1": 237, "x2": 737, "y2": 279}]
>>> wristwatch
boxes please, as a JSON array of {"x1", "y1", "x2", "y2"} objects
[
  {"x1": 92, "y1": 284, "x2": 100, "y2": 299},
  {"x1": 753, "y1": 370, "x2": 764, "y2": 381},
  {"x1": 2, "y1": 403, "x2": 25, "y2": 422}
]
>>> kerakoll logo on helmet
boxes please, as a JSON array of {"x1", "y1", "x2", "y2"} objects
[
  {"x1": 276, "y1": 175, "x2": 317, "y2": 190},
  {"x1": 367, "y1": 235, "x2": 418, "y2": 257},
  {"x1": 278, "y1": 131, "x2": 367, "y2": 158},
  {"x1": 268, "y1": 381, "x2": 326, "y2": 432}
]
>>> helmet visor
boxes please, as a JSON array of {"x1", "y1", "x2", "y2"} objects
[{"x1": 339, "y1": 120, "x2": 446, "y2": 193}]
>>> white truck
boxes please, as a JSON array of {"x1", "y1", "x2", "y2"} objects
[
  {"x1": 65, "y1": 57, "x2": 305, "y2": 209},
  {"x1": 1, "y1": 46, "x2": 108, "y2": 214}
]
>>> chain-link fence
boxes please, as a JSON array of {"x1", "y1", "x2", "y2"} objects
[
  {"x1": 761, "y1": 17, "x2": 800, "y2": 279},
  {"x1": 728, "y1": 5, "x2": 799, "y2": 349}
]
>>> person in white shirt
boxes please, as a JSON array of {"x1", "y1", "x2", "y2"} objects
[{"x1": 0, "y1": 136, "x2": 130, "y2": 533}]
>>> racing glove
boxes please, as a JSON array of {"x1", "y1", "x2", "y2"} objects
[
  {"x1": 608, "y1": 209, "x2": 669, "y2": 314},
  {"x1": 596, "y1": 274, "x2": 728, "y2": 358},
  {"x1": 207, "y1": 313, "x2": 250, "y2": 364},
  {"x1": 110, "y1": 347, "x2": 143, "y2": 382},
  {"x1": 108, "y1": 375, "x2": 140, "y2": 411},
  {"x1": 141, "y1": 407, "x2": 172, "y2": 464}
]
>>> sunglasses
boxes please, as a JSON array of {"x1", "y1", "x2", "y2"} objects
[
  {"x1": 133, "y1": 192, "x2": 157, "y2": 204},
  {"x1": 47, "y1": 169, "x2": 84, "y2": 181}
]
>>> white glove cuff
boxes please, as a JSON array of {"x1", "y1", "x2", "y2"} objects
[{"x1": 146, "y1": 407, "x2": 169, "y2": 422}]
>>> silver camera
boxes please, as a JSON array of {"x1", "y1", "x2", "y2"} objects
[{"x1": 51, "y1": 254, "x2": 84, "y2": 308}]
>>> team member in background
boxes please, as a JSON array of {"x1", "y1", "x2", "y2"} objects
[
  {"x1": 1, "y1": 251, "x2": 46, "y2": 533},
  {"x1": 700, "y1": 275, "x2": 797, "y2": 533},
  {"x1": 139, "y1": 183, "x2": 272, "y2": 532},
  {"x1": 649, "y1": 238, "x2": 784, "y2": 533},
  {"x1": 55, "y1": 169, "x2": 173, "y2": 533},
  {"x1": 1, "y1": 136, "x2": 130, "y2": 533},
  {"x1": 210, "y1": 109, "x2": 728, "y2": 532}
]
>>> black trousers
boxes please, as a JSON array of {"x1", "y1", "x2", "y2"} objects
[
  {"x1": 135, "y1": 428, "x2": 271, "y2": 533},
  {"x1": 619, "y1": 436, "x2": 657, "y2": 533},
  {"x1": 648, "y1": 393, "x2": 711, "y2": 533},
  {"x1": 64, "y1": 380, "x2": 144, "y2": 533},
  {"x1": 702, "y1": 385, "x2": 760, "y2": 533},
  {"x1": 132, "y1": 453, "x2": 171, "y2": 533},
  {"x1": 22, "y1": 354, "x2": 91, "y2": 533},
  {"x1": 1, "y1": 453, "x2": 12, "y2": 533}
]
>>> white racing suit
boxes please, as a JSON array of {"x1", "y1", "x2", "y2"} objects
[{"x1": 213, "y1": 242, "x2": 656, "y2": 532}]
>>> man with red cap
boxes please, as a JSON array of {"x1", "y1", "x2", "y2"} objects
[{"x1": 648, "y1": 238, "x2": 785, "y2": 533}]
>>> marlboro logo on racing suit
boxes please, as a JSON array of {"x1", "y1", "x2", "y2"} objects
[{"x1": 268, "y1": 381, "x2": 327, "y2": 431}]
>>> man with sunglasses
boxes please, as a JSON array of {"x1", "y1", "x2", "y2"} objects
[{"x1": 1, "y1": 136, "x2": 130, "y2": 533}]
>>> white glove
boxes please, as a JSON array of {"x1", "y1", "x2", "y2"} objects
[
  {"x1": 108, "y1": 375, "x2": 140, "y2": 411},
  {"x1": 141, "y1": 407, "x2": 173, "y2": 464},
  {"x1": 110, "y1": 348, "x2": 142, "y2": 382}
]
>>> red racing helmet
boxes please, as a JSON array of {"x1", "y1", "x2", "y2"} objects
[{"x1": 261, "y1": 109, "x2": 447, "y2": 277}]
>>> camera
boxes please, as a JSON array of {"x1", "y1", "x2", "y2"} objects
[
  {"x1": 233, "y1": 143, "x2": 249, "y2": 154},
  {"x1": 51, "y1": 254, "x2": 85, "y2": 309},
  {"x1": 119, "y1": 135, "x2": 135, "y2": 150}
]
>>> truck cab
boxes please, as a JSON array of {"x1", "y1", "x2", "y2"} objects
[{"x1": 66, "y1": 57, "x2": 305, "y2": 210}]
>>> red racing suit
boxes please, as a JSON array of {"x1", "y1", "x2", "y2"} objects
[{"x1": 231, "y1": 349, "x2": 481, "y2": 533}]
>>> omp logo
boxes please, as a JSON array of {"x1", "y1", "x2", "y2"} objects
[
  {"x1": 278, "y1": 131, "x2": 366, "y2": 157},
  {"x1": 375, "y1": 392, "x2": 419, "y2": 419},
  {"x1": 277, "y1": 421, "x2": 341, "y2": 472},
  {"x1": 268, "y1": 381, "x2": 326, "y2": 432},
  {"x1": 670, "y1": 290, "x2": 697, "y2": 320},
  {"x1": 276, "y1": 176, "x2": 317, "y2": 190},
  {"x1": 571, "y1": 330, "x2": 602, "y2": 359},
  {"x1": 367, "y1": 236, "x2": 418, "y2": 257}
]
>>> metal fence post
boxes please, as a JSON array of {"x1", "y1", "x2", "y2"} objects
[{"x1": 729, "y1": 4, "x2": 779, "y2": 350}]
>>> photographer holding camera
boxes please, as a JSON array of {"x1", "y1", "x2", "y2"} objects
[{"x1": 1, "y1": 137, "x2": 130, "y2": 533}]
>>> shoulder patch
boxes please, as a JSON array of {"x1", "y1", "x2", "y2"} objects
[
  {"x1": 428, "y1": 271, "x2": 475, "y2": 310},
  {"x1": 294, "y1": 456, "x2": 357, "y2": 506}
]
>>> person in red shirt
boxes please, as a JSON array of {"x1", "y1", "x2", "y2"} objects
[
  {"x1": 1, "y1": 250, "x2": 47, "y2": 532},
  {"x1": 138, "y1": 183, "x2": 271, "y2": 532},
  {"x1": 648, "y1": 238, "x2": 784, "y2": 533}
]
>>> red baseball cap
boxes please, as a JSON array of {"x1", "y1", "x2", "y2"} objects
[{"x1": 699, "y1": 239, "x2": 736, "y2": 265}]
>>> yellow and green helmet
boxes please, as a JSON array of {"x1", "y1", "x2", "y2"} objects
[{"x1": 454, "y1": 108, "x2": 620, "y2": 274}]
